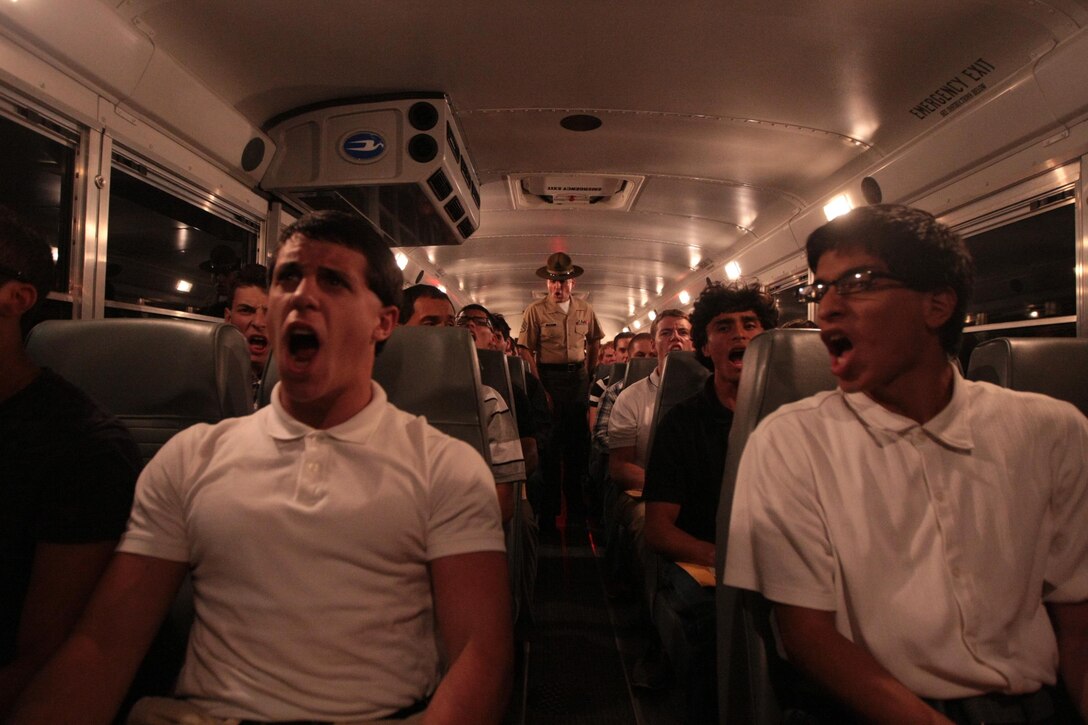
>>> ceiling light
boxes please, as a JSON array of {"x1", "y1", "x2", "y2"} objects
[
  {"x1": 632, "y1": 320, "x2": 642, "y2": 330},
  {"x1": 678, "y1": 290, "x2": 691, "y2": 305},
  {"x1": 622, "y1": 326, "x2": 630, "y2": 333},
  {"x1": 725, "y1": 261, "x2": 742, "y2": 280},
  {"x1": 176, "y1": 280, "x2": 193, "y2": 293},
  {"x1": 823, "y1": 194, "x2": 854, "y2": 221},
  {"x1": 648, "y1": 310, "x2": 657, "y2": 321},
  {"x1": 50, "y1": 246, "x2": 59, "y2": 262},
  {"x1": 437, "y1": 284, "x2": 447, "y2": 294},
  {"x1": 394, "y1": 252, "x2": 408, "y2": 270}
]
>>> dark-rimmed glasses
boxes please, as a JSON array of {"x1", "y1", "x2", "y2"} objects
[
  {"x1": 455, "y1": 312, "x2": 493, "y2": 330},
  {"x1": 796, "y1": 269, "x2": 908, "y2": 303}
]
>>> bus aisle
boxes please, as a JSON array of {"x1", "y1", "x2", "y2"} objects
[{"x1": 513, "y1": 522, "x2": 684, "y2": 725}]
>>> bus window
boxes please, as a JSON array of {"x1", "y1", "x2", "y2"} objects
[
  {"x1": 105, "y1": 158, "x2": 258, "y2": 319},
  {"x1": 0, "y1": 106, "x2": 77, "y2": 321},
  {"x1": 768, "y1": 272, "x2": 810, "y2": 326},
  {"x1": 958, "y1": 197, "x2": 1076, "y2": 367}
]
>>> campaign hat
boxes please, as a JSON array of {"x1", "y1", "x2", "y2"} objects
[{"x1": 536, "y1": 252, "x2": 584, "y2": 280}]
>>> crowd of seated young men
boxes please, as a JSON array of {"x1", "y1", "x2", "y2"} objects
[{"x1": 5, "y1": 202, "x2": 1086, "y2": 725}]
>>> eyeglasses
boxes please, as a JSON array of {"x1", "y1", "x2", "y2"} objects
[
  {"x1": 796, "y1": 269, "x2": 908, "y2": 303},
  {"x1": 455, "y1": 313, "x2": 493, "y2": 330}
]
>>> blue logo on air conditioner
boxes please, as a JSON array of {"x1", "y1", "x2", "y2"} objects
[{"x1": 342, "y1": 132, "x2": 385, "y2": 162}]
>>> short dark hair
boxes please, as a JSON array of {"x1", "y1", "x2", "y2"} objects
[
  {"x1": 227, "y1": 263, "x2": 268, "y2": 307},
  {"x1": 613, "y1": 331, "x2": 635, "y2": 345},
  {"x1": 0, "y1": 207, "x2": 54, "y2": 310},
  {"x1": 630, "y1": 331, "x2": 653, "y2": 348},
  {"x1": 691, "y1": 281, "x2": 779, "y2": 370},
  {"x1": 649, "y1": 308, "x2": 689, "y2": 339},
  {"x1": 458, "y1": 303, "x2": 495, "y2": 329},
  {"x1": 399, "y1": 284, "x2": 450, "y2": 323},
  {"x1": 274, "y1": 211, "x2": 403, "y2": 311},
  {"x1": 806, "y1": 204, "x2": 973, "y2": 354},
  {"x1": 492, "y1": 313, "x2": 511, "y2": 340}
]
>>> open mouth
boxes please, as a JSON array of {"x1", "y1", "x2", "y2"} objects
[
  {"x1": 822, "y1": 331, "x2": 855, "y2": 377},
  {"x1": 727, "y1": 346, "x2": 746, "y2": 368},
  {"x1": 823, "y1": 332, "x2": 853, "y2": 358},
  {"x1": 285, "y1": 325, "x2": 320, "y2": 367},
  {"x1": 247, "y1": 334, "x2": 268, "y2": 353}
]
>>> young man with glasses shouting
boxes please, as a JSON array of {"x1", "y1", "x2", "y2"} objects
[{"x1": 725, "y1": 204, "x2": 1088, "y2": 724}]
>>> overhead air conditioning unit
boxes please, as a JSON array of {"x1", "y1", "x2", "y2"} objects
[{"x1": 261, "y1": 94, "x2": 480, "y2": 246}]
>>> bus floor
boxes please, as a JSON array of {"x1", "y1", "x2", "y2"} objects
[{"x1": 506, "y1": 521, "x2": 686, "y2": 725}]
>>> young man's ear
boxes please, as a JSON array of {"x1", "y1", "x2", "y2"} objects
[
  {"x1": 923, "y1": 288, "x2": 957, "y2": 332},
  {"x1": 0, "y1": 281, "x2": 38, "y2": 319},
  {"x1": 373, "y1": 305, "x2": 399, "y2": 343}
]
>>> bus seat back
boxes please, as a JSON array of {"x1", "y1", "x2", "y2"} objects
[
  {"x1": 622, "y1": 357, "x2": 656, "y2": 387},
  {"x1": 26, "y1": 318, "x2": 251, "y2": 464},
  {"x1": 373, "y1": 326, "x2": 490, "y2": 462},
  {"x1": 646, "y1": 350, "x2": 710, "y2": 456},
  {"x1": 716, "y1": 329, "x2": 837, "y2": 725},
  {"x1": 967, "y1": 337, "x2": 1088, "y2": 416}
]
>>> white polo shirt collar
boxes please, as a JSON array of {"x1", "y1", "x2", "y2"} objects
[
  {"x1": 265, "y1": 381, "x2": 390, "y2": 444},
  {"x1": 841, "y1": 365, "x2": 974, "y2": 452}
]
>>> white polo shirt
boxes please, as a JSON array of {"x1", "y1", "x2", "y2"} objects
[
  {"x1": 607, "y1": 369, "x2": 661, "y2": 468},
  {"x1": 725, "y1": 372, "x2": 1088, "y2": 699},
  {"x1": 120, "y1": 382, "x2": 504, "y2": 721}
]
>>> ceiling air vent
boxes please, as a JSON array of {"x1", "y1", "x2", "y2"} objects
[
  {"x1": 261, "y1": 95, "x2": 480, "y2": 246},
  {"x1": 508, "y1": 174, "x2": 645, "y2": 211}
]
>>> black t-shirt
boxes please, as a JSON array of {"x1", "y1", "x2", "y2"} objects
[
  {"x1": 643, "y1": 377, "x2": 733, "y2": 544},
  {"x1": 0, "y1": 369, "x2": 141, "y2": 664}
]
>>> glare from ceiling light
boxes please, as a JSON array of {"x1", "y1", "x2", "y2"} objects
[
  {"x1": 632, "y1": 319, "x2": 642, "y2": 330},
  {"x1": 437, "y1": 284, "x2": 447, "y2": 294},
  {"x1": 823, "y1": 194, "x2": 854, "y2": 221},
  {"x1": 50, "y1": 246, "x2": 59, "y2": 262},
  {"x1": 394, "y1": 252, "x2": 408, "y2": 270},
  {"x1": 678, "y1": 290, "x2": 691, "y2": 305},
  {"x1": 648, "y1": 310, "x2": 657, "y2": 321},
  {"x1": 622, "y1": 326, "x2": 630, "y2": 333},
  {"x1": 176, "y1": 280, "x2": 193, "y2": 293},
  {"x1": 725, "y1": 261, "x2": 742, "y2": 280}
]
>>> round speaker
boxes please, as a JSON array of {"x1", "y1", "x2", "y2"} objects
[
  {"x1": 560, "y1": 114, "x2": 603, "y2": 132},
  {"x1": 408, "y1": 134, "x2": 438, "y2": 163},
  {"x1": 241, "y1": 137, "x2": 266, "y2": 172},
  {"x1": 861, "y1": 176, "x2": 883, "y2": 205},
  {"x1": 408, "y1": 102, "x2": 439, "y2": 131}
]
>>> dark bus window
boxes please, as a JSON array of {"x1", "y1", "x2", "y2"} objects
[
  {"x1": 106, "y1": 167, "x2": 258, "y2": 316},
  {"x1": 0, "y1": 112, "x2": 76, "y2": 296},
  {"x1": 769, "y1": 276, "x2": 811, "y2": 327},
  {"x1": 963, "y1": 203, "x2": 1075, "y2": 326}
]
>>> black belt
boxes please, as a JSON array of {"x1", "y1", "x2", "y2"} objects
[
  {"x1": 539, "y1": 362, "x2": 584, "y2": 372},
  {"x1": 923, "y1": 686, "x2": 1058, "y2": 724}
]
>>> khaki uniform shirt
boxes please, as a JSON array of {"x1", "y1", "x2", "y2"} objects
[{"x1": 519, "y1": 296, "x2": 603, "y2": 365}]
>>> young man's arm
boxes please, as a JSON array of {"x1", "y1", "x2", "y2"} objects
[
  {"x1": 0, "y1": 541, "x2": 117, "y2": 716},
  {"x1": 644, "y1": 502, "x2": 714, "y2": 567},
  {"x1": 425, "y1": 551, "x2": 513, "y2": 724},
  {"x1": 774, "y1": 604, "x2": 953, "y2": 725},
  {"x1": 608, "y1": 445, "x2": 644, "y2": 491},
  {"x1": 1049, "y1": 600, "x2": 1088, "y2": 718},
  {"x1": 9, "y1": 552, "x2": 188, "y2": 725}
]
